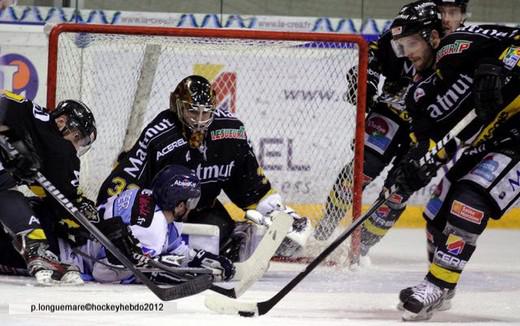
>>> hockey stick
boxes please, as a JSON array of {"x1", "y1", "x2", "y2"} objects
[
  {"x1": 0, "y1": 135, "x2": 213, "y2": 301},
  {"x1": 209, "y1": 211, "x2": 293, "y2": 298},
  {"x1": 204, "y1": 108, "x2": 478, "y2": 316}
]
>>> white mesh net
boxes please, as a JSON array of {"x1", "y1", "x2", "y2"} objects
[{"x1": 50, "y1": 26, "x2": 366, "y2": 266}]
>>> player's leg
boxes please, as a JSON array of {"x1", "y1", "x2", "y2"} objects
[
  {"x1": 358, "y1": 136, "x2": 411, "y2": 257},
  {"x1": 316, "y1": 104, "x2": 409, "y2": 240},
  {"x1": 401, "y1": 149, "x2": 520, "y2": 321},
  {"x1": 0, "y1": 190, "x2": 82, "y2": 284}
]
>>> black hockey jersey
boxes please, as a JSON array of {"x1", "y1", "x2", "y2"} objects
[
  {"x1": 0, "y1": 90, "x2": 81, "y2": 215},
  {"x1": 97, "y1": 108, "x2": 272, "y2": 211},
  {"x1": 405, "y1": 24, "x2": 520, "y2": 142}
]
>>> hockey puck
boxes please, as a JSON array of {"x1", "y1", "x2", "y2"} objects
[{"x1": 238, "y1": 310, "x2": 255, "y2": 317}]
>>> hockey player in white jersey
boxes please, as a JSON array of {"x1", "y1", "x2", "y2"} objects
[{"x1": 59, "y1": 164, "x2": 235, "y2": 284}]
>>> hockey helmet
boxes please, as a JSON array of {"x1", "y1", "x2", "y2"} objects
[
  {"x1": 390, "y1": 1, "x2": 443, "y2": 57},
  {"x1": 52, "y1": 99, "x2": 97, "y2": 156},
  {"x1": 170, "y1": 75, "x2": 217, "y2": 132},
  {"x1": 151, "y1": 164, "x2": 201, "y2": 212}
]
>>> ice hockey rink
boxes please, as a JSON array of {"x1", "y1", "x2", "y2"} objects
[{"x1": 1, "y1": 228, "x2": 519, "y2": 326}]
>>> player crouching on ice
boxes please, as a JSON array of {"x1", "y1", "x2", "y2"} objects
[
  {"x1": 57, "y1": 164, "x2": 236, "y2": 284},
  {"x1": 0, "y1": 93, "x2": 97, "y2": 286}
]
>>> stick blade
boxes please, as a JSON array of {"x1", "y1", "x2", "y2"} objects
[
  {"x1": 204, "y1": 293, "x2": 259, "y2": 316},
  {"x1": 156, "y1": 274, "x2": 213, "y2": 301}
]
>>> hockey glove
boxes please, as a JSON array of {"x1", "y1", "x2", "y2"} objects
[
  {"x1": 0, "y1": 133, "x2": 41, "y2": 185},
  {"x1": 76, "y1": 196, "x2": 100, "y2": 223},
  {"x1": 393, "y1": 141, "x2": 440, "y2": 197},
  {"x1": 188, "y1": 249, "x2": 235, "y2": 282},
  {"x1": 97, "y1": 216, "x2": 142, "y2": 266},
  {"x1": 473, "y1": 60, "x2": 505, "y2": 123}
]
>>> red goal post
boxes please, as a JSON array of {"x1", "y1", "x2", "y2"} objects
[{"x1": 47, "y1": 24, "x2": 367, "y2": 266}]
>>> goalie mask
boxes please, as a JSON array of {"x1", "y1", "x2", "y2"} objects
[
  {"x1": 152, "y1": 164, "x2": 201, "y2": 221},
  {"x1": 51, "y1": 100, "x2": 97, "y2": 156},
  {"x1": 170, "y1": 75, "x2": 217, "y2": 148}
]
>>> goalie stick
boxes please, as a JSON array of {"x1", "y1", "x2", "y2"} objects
[
  {"x1": 0, "y1": 135, "x2": 213, "y2": 301},
  {"x1": 209, "y1": 210, "x2": 292, "y2": 298},
  {"x1": 204, "y1": 109, "x2": 478, "y2": 316}
]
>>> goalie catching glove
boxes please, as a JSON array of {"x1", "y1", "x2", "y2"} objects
[{"x1": 254, "y1": 193, "x2": 313, "y2": 257}]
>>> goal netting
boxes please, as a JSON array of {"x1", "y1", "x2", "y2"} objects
[{"x1": 47, "y1": 24, "x2": 367, "y2": 266}]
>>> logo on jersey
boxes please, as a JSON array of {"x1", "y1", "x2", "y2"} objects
[
  {"x1": 131, "y1": 192, "x2": 154, "y2": 228},
  {"x1": 156, "y1": 138, "x2": 187, "y2": 160},
  {"x1": 450, "y1": 200, "x2": 484, "y2": 224},
  {"x1": 124, "y1": 118, "x2": 175, "y2": 178},
  {"x1": 195, "y1": 161, "x2": 235, "y2": 181},
  {"x1": 501, "y1": 46, "x2": 520, "y2": 70},
  {"x1": 426, "y1": 74, "x2": 472, "y2": 120},
  {"x1": 193, "y1": 64, "x2": 237, "y2": 113},
  {"x1": 435, "y1": 40, "x2": 472, "y2": 63},
  {"x1": 413, "y1": 87, "x2": 425, "y2": 102},
  {"x1": 446, "y1": 234, "x2": 465, "y2": 255},
  {"x1": 210, "y1": 126, "x2": 246, "y2": 141},
  {"x1": 366, "y1": 116, "x2": 389, "y2": 136},
  {"x1": 0, "y1": 53, "x2": 39, "y2": 100},
  {"x1": 470, "y1": 155, "x2": 499, "y2": 182}
]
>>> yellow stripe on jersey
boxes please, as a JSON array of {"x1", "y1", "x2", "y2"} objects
[
  {"x1": 29, "y1": 185, "x2": 46, "y2": 198},
  {"x1": 0, "y1": 89, "x2": 25, "y2": 103},
  {"x1": 27, "y1": 228, "x2": 47, "y2": 240},
  {"x1": 472, "y1": 95, "x2": 520, "y2": 146}
]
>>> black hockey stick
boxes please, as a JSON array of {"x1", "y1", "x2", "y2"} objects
[
  {"x1": 0, "y1": 135, "x2": 213, "y2": 301},
  {"x1": 205, "y1": 109, "x2": 478, "y2": 316}
]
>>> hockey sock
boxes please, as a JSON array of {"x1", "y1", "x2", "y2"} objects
[
  {"x1": 426, "y1": 223, "x2": 478, "y2": 290},
  {"x1": 360, "y1": 192, "x2": 407, "y2": 256}
]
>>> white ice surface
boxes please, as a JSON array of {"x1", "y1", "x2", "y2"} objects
[{"x1": 1, "y1": 229, "x2": 519, "y2": 325}]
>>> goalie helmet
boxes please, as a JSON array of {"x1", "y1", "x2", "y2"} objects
[
  {"x1": 170, "y1": 75, "x2": 217, "y2": 132},
  {"x1": 51, "y1": 99, "x2": 97, "y2": 156},
  {"x1": 390, "y1": 1, "x2": 443, "y2": 41},
  {"x1": 152, "y1": 164, "x2": 201, "y2": 213}
]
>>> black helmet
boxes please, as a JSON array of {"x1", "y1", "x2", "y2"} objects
[
  {"x1": 169, "y1": 75, "x2": 217, "y2": 132},
  {"x1": 390, "y1": 1, "x2": 443, "y2": 41},
  {"x1": 52, "y1": 99, "x2": 97, "y2": 155},
  {"x1": 434, "y1": 0, "x2": 469, "y2": 12}
]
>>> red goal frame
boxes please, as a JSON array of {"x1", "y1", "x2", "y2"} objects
[{"x1": 47, "y1": 23, "x2": 368, "y2": 262}]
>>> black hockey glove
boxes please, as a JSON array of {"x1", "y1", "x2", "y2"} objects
[
  {"x1": 188, "y1": 249, "x2": 235, "y2": 282},
  {"x1": 76, "y1": 196, "x2": 100, "y2": 223},
  {"x1": 0, "y1": 133, "x2": 41, "y2": 185},
  {"x1": 393, "y1": 141, "x2": 439, "y2": 197},
  {"x1": 473, "y1": 61, "x2": 505, "y2": 123},
  {"x1": 97, "y1": 216, "x2": 142, "y2": 266}
]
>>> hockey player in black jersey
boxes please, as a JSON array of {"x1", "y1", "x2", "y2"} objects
[
  {"x1": 389, "y1": 10, "x2": 520, "y2": 321},
  {"x1": 0, "y1": 92, "x2": 97, "y2": 285},
  {"x1": 316, "y1": 0, "x2": 468, "y2": 259},
  {"x1": 97, "y1": 75, "x2": 312, "y2": 261}
]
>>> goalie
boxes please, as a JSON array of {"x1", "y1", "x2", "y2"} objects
[{"x1": 96, "y1": 75, "x2": 312, "y2": 261}]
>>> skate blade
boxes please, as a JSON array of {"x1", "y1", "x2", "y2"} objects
[{"x1": 401, "y1": 309, "x2": 433, "y2": 322}]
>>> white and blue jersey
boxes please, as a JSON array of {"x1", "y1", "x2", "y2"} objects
[{"x1": 58, "y1": 188, "x2": 190, "y2": 283}]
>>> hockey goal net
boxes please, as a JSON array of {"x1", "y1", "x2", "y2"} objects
[{"x1": 47, "y1": 24, "x2": 367, "y2": 266}]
